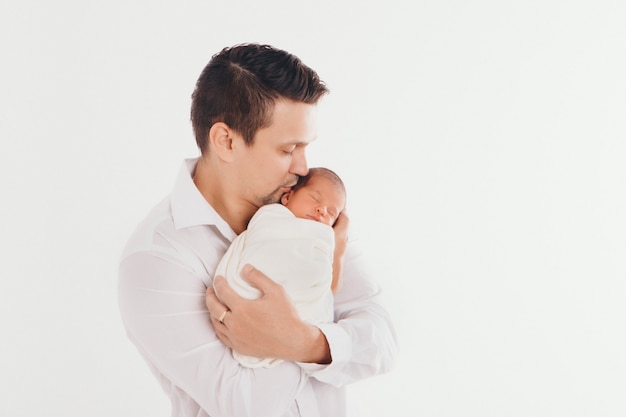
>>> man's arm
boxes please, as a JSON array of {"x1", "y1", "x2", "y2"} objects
[
  {"x1": 205, "y1": 218, "x2": 398, "y2": 386},
  {"x1": 208, "y1": 266, "x2": 331, "y2": 364},
  {"x1": 331, "y1": 210, "x2": 349, "y2": 293},
  {"x1": 309, "y1": 243, "x2": 399, "y2": 386}
]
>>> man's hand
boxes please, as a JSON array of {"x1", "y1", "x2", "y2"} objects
[
  {"x1": 206, "y1": 264, "x2": 331, "y2": 364},
  {"x1": 331, "y1": 211, "x2": 349, "y2": 293}
]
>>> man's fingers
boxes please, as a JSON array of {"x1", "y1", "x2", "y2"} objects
[
  {"x1": 240, "y1": 264, "x2": 277, "y2": 295},
  {"x1": 213, "y1": 274, "x2": 255, "y2": 310},
  {"x1": 206, "y1": 278, "x2": 231, "y2": 314},
  {"x1": 209, "y1": 310, "x2": 234, "y2": 348},
  {"x1": 333, "y1": 211, "x2": 350, "y2": 245},
  {"x1": 333, "y1": 211, "x2": 350, "y2": 232}
]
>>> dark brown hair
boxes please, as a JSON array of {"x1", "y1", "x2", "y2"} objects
[{"x1": 190, "y1": 43, "x2": 329, "y2": 154}]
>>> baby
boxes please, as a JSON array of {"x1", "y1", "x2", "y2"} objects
[{"x1": 214, "y1": 167, "x2": 347, "y2": 368}]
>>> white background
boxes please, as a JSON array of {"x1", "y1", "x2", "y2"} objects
[{"x1": 1, "y1": 1, "x2": 625, "y2": 416}]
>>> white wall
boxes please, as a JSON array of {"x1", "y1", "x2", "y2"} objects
[{"x1": 1, "y1": 1, "x2": 625, "y2": 416}]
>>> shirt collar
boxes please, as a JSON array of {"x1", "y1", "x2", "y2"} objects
[{"x1": 170, "y1": 158, "x2": 237, "y2": 241}]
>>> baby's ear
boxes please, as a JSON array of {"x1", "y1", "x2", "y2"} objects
[{"x1": 280, "y1": 191, "x2": 292, "y2": 205}]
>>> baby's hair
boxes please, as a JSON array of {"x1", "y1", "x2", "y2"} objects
[{"x1": 293, "y1": 167, "x2": 346, "y2": 199}]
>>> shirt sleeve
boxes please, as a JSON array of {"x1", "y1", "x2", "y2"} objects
[
  {"x1": 298, "y1": 236, "x2": 399, "y2": 387},
  {"x1": 118, "y1": 250, "x2": 310, "y2": 417}
]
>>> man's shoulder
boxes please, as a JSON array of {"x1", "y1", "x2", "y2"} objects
[
  {"x1": 119, "y1": 194, "x2": 230, "y2": 274},
  {"x1": 120, "y1": 196, "x2": 176, "y2": 259}
]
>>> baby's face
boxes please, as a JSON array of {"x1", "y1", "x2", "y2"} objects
[{"x1": 281, "y1": 175, "x2": 345, "y2": 226}]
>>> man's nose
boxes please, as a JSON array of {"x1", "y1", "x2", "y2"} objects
[{"x1": 290, "y1": 147, "x2": 308, "y2": 177}]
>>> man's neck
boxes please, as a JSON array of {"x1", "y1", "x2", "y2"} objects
[{"x1": 193, "y1": 158, "x2": 255, "y2": 235}]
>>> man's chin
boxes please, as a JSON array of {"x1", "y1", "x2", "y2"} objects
[
  {"x1": 261, "y1": 191, "x2": 283, "y2": 206},
  {"x1": 261, "y1": 182, "x2": 296, "y2": 206}
]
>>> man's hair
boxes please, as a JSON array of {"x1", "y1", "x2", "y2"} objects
[
  {"x1": 293, "y1": 167, "x2": 346, "y2": 200},
  {"x1": 191, "y1": 43, "x2": 329, "y2": 154}
]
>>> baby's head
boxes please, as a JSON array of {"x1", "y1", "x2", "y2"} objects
[{"x1": 280, "y1": 167, "x2": 346, "y2": 226}]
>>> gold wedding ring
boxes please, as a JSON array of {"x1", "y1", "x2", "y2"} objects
[{"x1": 218, "y1": 310, "x2": 228, "y2": 324}]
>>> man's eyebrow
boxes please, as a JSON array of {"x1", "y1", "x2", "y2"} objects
[
  {"x1": 293, "y1": 136, "x2": 317, "y2": 146},
  {"x1": 282, "y1": 140, "x2": 310, "y2": 147}
]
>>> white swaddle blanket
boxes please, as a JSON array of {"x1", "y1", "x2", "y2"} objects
[{"x1": 215, "y1": 203, "x2": 335, "y2": 368}]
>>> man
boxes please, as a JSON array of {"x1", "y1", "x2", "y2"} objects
[{"x1": 118, "y1": 43, "x2": 397, "y2": 417}]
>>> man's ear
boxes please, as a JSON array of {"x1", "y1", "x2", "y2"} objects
[
  {"x1": 280, "y1": 191, "x2": 292, "y2": 205},
  {"x1": 208, "y1": 122, "x2": 235, "y2": 162}
]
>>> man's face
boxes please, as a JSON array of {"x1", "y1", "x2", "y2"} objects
[{"x1": 233, "y1": 99, "x2": 318, "y2": 208}]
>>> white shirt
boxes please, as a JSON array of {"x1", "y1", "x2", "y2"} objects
[{"x1": 118, "y1": 158, "x2": 398, "y2": 417}]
